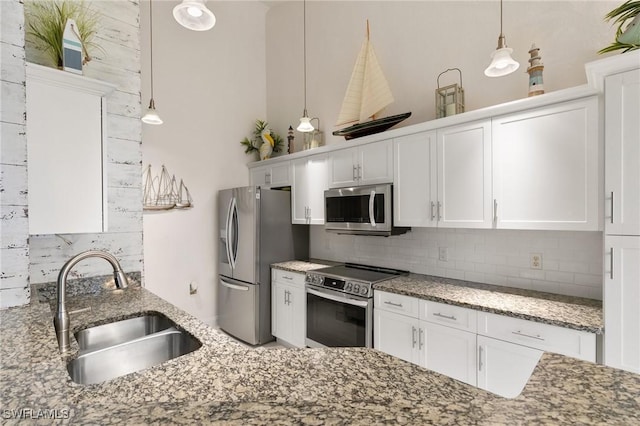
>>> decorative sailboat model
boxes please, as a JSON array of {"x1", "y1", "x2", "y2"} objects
[
  {"x1": 333, "y1": 21, "x2": 411, "y2": 140},
  {"x1": 143, "y1": 164, "x2": 193, "y2": 211}
]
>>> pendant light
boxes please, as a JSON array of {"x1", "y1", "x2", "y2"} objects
[
  {"x1": 297, "y1": 0, "x2": 314, "y2": 133},
  {"x1": 142, "y1": 0, "x2": 163, "y2": 125},
  {"x1": 484, "y1": 0, "x2": 519, "y2": 77},
  {"x1": 173, "y1": 0, "x2": 216, "y2": 31}
]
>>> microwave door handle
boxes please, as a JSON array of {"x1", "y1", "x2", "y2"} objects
[
  {"x1": 369, "y1": 190, "x2": 376, "y2": 227},
  {"x1": 306, "y1": 288, "x2": 370, "y2": 308}
]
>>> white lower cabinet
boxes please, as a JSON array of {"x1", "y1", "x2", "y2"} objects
[
  {"x1": 271, "y1": 270, "x2": 306, "y2": 347},
  {"x1": 477, "y1": 335, "x2": 543, "y2": 398},
  {"x1": 374, "y1": 291, "x2": 597, "y2": 397}
]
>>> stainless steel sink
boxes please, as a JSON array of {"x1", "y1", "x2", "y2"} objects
[
  {"x1": 67, "y1": 314, "x2": 201, "y2": 385},
  {"x1": 74, "y1": 314, "x2": 175, "y2": 352}
]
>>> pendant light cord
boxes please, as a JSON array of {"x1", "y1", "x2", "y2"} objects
[
  {"x1": 149, "y1": 0, "x2": 155, "y2": 100},
  {"x1": 302, "y1": 0, "x2": 307, "y2": 112},
  {"x1": 500, "y1": 0, "x2": 503, "y2": 37}
]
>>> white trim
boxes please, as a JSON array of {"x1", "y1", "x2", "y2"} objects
[{"x1": 26, "y1": 62, "x2": 117, "y2": 97}]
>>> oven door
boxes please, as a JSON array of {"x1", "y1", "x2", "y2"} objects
[
  {"x1": 324, "y1": 184, "x2": 392, "y2": 234},
  {"x1": 305, "y1": 286, "x2": 373, "y2": 348}
]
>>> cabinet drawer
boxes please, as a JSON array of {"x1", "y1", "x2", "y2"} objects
[
  {"x1": 272, "y1": 269, "x2": 305, "y2": 286},
  {"x1": 421, "y1": 300, "x2": 477, "y2": 333},
  {"x1": 477, "y1": 311, "x2": 596, "y2": 362},
  {"x1": 374, "y1": 291, "x2": 420, "y2": 318}
]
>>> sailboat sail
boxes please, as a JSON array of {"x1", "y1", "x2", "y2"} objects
[{"x1": 336, "y1": 21, "x2": 395, "y2": 126}]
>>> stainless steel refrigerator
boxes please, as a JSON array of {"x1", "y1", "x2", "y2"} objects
[{"x1": 217, "y1": 186, "x2": 309, "y2": 345}]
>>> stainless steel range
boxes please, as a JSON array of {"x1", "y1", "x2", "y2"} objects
[{"x1": 305, "y1": 263, "x2": 406, "y2": 348}]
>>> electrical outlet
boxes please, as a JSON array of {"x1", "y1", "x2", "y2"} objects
[
  {"x1": 530, "y1": 253, "x2": 543, "y2": 270},
  {"x1": 439, "y1": 247, "x2": 449, "y2": 262}
]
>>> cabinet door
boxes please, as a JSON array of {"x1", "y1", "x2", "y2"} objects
[
  {"x1": 306, "y1": 155, "x2": 328, "y2": 224},
  {"x1": 271, "y1": 281, "x2": 291, "y2": 342},
  {"x1": 289, "y1": 284, "x2": 307, "y2": 348},
  {"x1": 26, "y1": 64, "x2": 114, "y2": 234},
  {"x1": 269, "y1": 162, "x2": 291, "y2": 187},
  {"x1": 605, "y1": 70, "x2": 640, "y2": 236},
  {"x1": 492, "y1": 97, "x2": 599, "y2": 231},
  {"x1": 374, "y1": 308, "x2": 421, "y2": 365},
  {"x1": 251, "y1": 166, "x2": 270, "y2": 187},
  {"x1": 393, "y1": 131, "x2": 436, "y2": 227},
  {"x1": 328, "y1": 148, "x2": 358, "y2": 188},
  {"x1": 423, "y1": 322, "x2": 477, "y2": 386},
  {"x1": 436, "y1": 120, "x2": 492, "y2": 228},
  {"x1": 604, "y1": 235, "x2": 640, "y2": 373},
  {"x1": 477, "y1": 335, "x2": 543, "y2": 398},
  {"x1": 291, "y1": 159, "x2": 309, "y2": 224},
  {"x1": 359, "y1": 140, "x2": 393, "y2": 185}
]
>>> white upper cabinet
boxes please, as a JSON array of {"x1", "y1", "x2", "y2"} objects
[
  {"x1": 437, "y1": 120, "x2": 493, "y2": 228},
  {"x1": 605, "y1": 69, "x2": 640, "y2": 236},
  {"x1": 393, "y1": 131, "x2": 436, "y2": 227},
  {"x1": 328, "y1": 140, "x2": 393, "y2": 188},
  {"x1": 250, "y1": 161, "x2": 291, "y2": 189},
  {"x1": 492, "y1": 97, "x2": 600, "y2": 231},
  {"x1": 26, "y1": 63, "x2": 116, "y2": 235},
  {"x1": 393, "y1": 120, "x2": 492, "y2": 229},
  {"x1": 291, "y1": 155, "x2": 328, "y2": 224}
]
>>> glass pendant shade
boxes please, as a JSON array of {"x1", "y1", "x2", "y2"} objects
[
  {"x1": 484, "y1": 46, "x2": 520, "y2": 77},
  {"x1": 297, "y1": 114, "x2": 314, "y2": 133},
  {"x1": 142, "y1": 99, "x2": 163, "y2": 125},
  {"x1": 173, "y1": 0, "x2": 216, "y2": 31}
]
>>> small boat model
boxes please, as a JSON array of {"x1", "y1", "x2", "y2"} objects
[
  {"x1": 143, "y1": 164, "x2": 193, "y2": 211},
  {"x1": 333, "y1": 21, "x2": 411, "y2": 140}
]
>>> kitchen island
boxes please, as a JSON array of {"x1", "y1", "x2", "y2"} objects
[{"x1": 1, "y1": 281, "x2": 638, "y2": 424}]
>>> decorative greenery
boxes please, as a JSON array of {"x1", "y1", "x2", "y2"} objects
[
  {"x1": 599, "y1": 0, "x2": 640, "y2": 54},
  {"x1": 240, "y1": 120, "x2": 284, "y2": 155},
  {"x1": 25, "y1": 0, "x2": 102, "y2": 67}
]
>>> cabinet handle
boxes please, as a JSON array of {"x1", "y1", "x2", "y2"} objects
[
  {"x1": 430, "y1": 202, "x2": 436, "y2": 221},
  {"x1": 266, "y1": 172, "x2": 271, "y2": 185},
  {"x1": 358, "y1": 164, "x2": 362, "y2": 180},
  {"x1": 307, "y1": 206, "x2": 311, "y2": 220},
  {"x1": 610, "y1": 191, "x2": 614, "y2": 224},
  {"x1": 610, "y1": 247, "x2": 614, "y2": 280},
  {"x1": 384, "y1": 301, "x2": 403, "y2": 308},
  {"x1": 493, "y1": 199, "x2": 498, "y2": 224},
  {"x1": 433, "y1": 312, "x2": 457, "y2": 321},
  {"x1": 418, "y1": 328, "x2": 424, "y2": 350},
  {"x1": 412, "y1": 326, "x2": 417, "y2": 348},
  {"x1": 353, "y1": 165, "x2": 358, "y2": 181},
  {"x1": 437, "y1": 202, "x2": 442, "y2": 221},
  {"x1": 478, "y1": 346, "x2": 483, "y2": 371},
  {"x1": 511, "y1": 330, "x2": 545, "y2": 341},
  {"x1": 282, "y1": 275, "x2": 294, "y2": 281}
]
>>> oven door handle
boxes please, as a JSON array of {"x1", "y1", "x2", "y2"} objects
[{"x1": 306, "y1": 287, "x2": 370, "y2": 308}]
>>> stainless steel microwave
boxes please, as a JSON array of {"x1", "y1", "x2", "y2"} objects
[{"x1": 324, "y1": 184, "x2": 408, "y2": 236}]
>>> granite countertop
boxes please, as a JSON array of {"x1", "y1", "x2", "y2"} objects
[
  {"x1": 375, "y1": 274, "x2": 603, "y2": 333},
  {"x1": 1, "y1": 282, "x2": 637, "y2": 424},
  {"x1": 272, "y1": 261, "x2": 603, "y2": 334}
]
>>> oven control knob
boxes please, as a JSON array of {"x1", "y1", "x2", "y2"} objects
[
  {"x1": 361, "y1": 286, "x2": 369, "y2": 296},
  {"x1": 352, "y1": 283, "x2": 360, "y2": 294},
  {"x1": 345, "y1": 282, "x2": 353, "y2": 292}
]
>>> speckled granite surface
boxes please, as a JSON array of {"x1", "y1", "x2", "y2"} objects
[
  {"x1": 1, "y1": 284, "x2": 637, "y2": 424},
  {"x1": 271, "y1": 259, "x2": 338, "y2": 273},
  {"x1": 375, "y1": 274, "x2": 603, "y2": 333}
]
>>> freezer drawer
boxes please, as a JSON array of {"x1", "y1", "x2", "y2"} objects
[{"x1": 217, "y1": 276, "x2": 258, "y2": 345}]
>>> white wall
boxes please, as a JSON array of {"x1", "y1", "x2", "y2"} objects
[
  {"x1": 266, "y1": 0, "x2": 616, "y2": 151},
  {"x1": 141, "y1": 1, "x2": 268, "y2": 325}
]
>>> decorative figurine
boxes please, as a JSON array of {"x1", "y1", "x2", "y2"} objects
[
  {"x1": 527, "y1": 44, "x2": 544, "y2": 97},
  {"x1": 287, "y1": 125, "x2": 295, "y2": 154}
]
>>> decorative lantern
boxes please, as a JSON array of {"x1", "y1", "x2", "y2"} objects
[{"x1": 435, "y1": 68, "x2": 465, "y2": 118}]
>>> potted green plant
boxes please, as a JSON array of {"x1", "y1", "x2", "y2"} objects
[
  {"x1": 599, "y1": 0, "x2": 640, "y2": 54},
  {"x1": 24, "y1": 0, "x2": 102, "y2": 68}
]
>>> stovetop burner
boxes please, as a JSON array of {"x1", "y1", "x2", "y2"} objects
[{"x1": 305, "y1": 263, "x2": 407, "y2": 298}]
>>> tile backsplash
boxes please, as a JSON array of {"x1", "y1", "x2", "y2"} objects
[{"x1": 310, "y1": 227, "x2": 603, "y2": 300}]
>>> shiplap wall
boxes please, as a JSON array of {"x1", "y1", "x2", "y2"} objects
[
  {"x1": 0, "y1": 0, "x2": 30, "y2": 307},
  {"x1": 1, "y1": 0, "x2": 143, "y2": 308}
]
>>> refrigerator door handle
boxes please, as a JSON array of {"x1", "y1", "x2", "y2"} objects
[
  {"x1": 220, "y1": 277, "x2": 250, "y2": 291},
  {"x1": 224, "y1": 197, "x2": 234, "y2": 269},
  {"x1": 227, "y1": 197, "x2": 238, "y2": 270}
]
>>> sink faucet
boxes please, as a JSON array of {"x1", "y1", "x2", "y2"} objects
[{"x1": 55, "y1": 250, "x2": 129, "y2": 353}]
